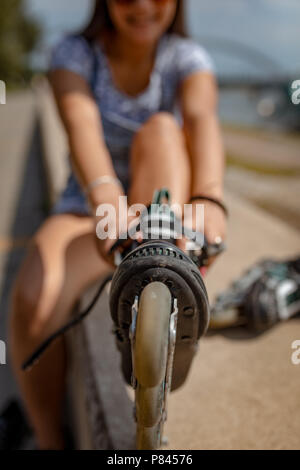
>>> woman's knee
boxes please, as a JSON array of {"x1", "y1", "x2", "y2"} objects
[
  {"x1": 10, "y1": 215, "x2": 106, "y2": 340},
  {"x1": 132, "y1": 112, "x2": 183, "y2": 147},
  {"x1": 11, "y1": 244, "x2": 59, "y2": 339}
]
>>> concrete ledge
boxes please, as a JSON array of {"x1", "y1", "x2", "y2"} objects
[
  {"x1": 66, "y1": 287, "x2": 135, "y2": 450},
  {"x1": 32, "y1": 76, "x2": 69, "y2": 206},
  {"x1": 69, "y1": 284, "x2": 136, "y2": 450}
]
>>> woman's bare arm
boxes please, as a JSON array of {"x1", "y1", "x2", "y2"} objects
[
  {"x1": 179, "y1": 71, "x2": 225, "y2": 200},
  {"x1": 48, "y1": 69, "x2": 124, "y2": 208},
  {"x1": 178, "y1": 71, "x2": 226, "y2": 249}
]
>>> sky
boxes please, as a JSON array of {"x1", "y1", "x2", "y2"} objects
[
  {"x1": 26, "y1": 0, "x2": 300, "y2": 77},
  {"x1": 188, "y1": 0, "x2": 300, "y2": 76}
]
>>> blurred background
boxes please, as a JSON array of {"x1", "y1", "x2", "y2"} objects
[
  {"x1": 0, "y1": 0, "x2": 299, "y2": 450},
  {"x1": 3, "y1": 0, "x2": 300, "y2": 127},
  {"x1": 1, "y1": 0, "x2": 300, "y2": 225}
]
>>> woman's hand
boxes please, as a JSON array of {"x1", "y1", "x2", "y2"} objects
[
  {"x1": 91, "y1": 184, "x2": 140, "y2": 267},
  {"x1": 177, "y1": 199, "x2": 227, "y2": 271},
  {"x1": 199, "y1": 199, "x2": 227, "y2": 245},
  {"x1": 199, "y1": 200, "x2": 227, "y2": 268}
]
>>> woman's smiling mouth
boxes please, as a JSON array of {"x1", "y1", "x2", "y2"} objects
[{"x1": 127, "y1": 16, "x2": 157, "y2": 27}]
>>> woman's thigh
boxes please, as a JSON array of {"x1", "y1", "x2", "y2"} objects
[{"x1": 13, "y1": 213, "x2": 112, "y2": 337}]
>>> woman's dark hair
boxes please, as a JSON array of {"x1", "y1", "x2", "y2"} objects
[{"x1": 81, "y1": 0, "x2": 186, "y2": 42}]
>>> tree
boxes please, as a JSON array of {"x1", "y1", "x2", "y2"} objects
[{"x1": 0, "y1": 0, "x2": 41, "y2": 88}]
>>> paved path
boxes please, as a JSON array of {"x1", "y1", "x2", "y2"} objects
[
  {"x1": 223, "y1": 127, "x2": 300, "y2": 171},
  {"x1": 225, "y1": 167, "x2": 300, "y2": 231},
  {"x1": 165, "y1": 193, "x2": 300, "y2": 450}
]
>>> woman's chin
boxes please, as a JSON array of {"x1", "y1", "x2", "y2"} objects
[{"x1": 123, "y1": 26, "x2": 162, "y2": 45}]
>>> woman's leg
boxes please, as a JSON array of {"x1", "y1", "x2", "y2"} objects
[
  {"x1": 9, "y1": 213, "x2": 111, "y2": 449},
  {"x1": 128, "y1": 112, "x2": 191, "y2": 208}
]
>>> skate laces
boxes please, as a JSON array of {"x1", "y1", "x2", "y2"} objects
[
  {"x1": 135, "y1": 188, "x2": 187, "y2": 243},
  {"x1": 109, "y1": 188, "x2": 226, "y2": 267}
]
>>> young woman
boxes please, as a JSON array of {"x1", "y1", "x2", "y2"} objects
[{"x1": 9, "y1": 0, "x2": 226, "y2": 449}]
